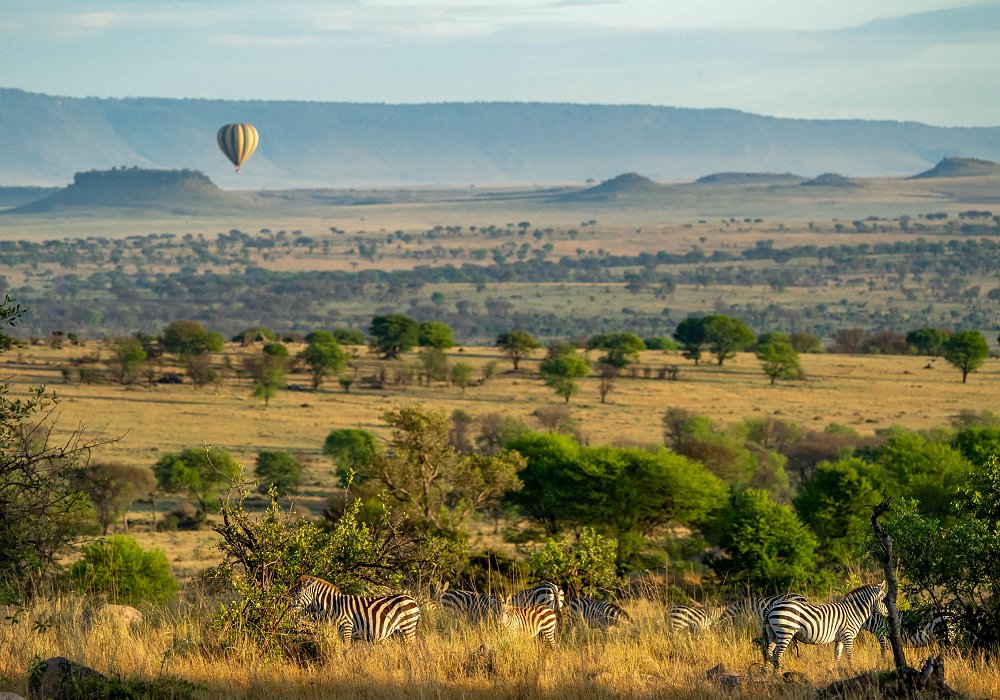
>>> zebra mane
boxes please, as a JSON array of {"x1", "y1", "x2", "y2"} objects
[{"x1": 843, "y1": 583, "x2": 881, "y2": 599}]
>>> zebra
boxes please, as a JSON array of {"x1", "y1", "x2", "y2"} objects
[
  {"x1": 511, "y1": 581, "x2": 564, "y2": 614},
  {"x1": 567, "y1": 596, "x2": 630, "y2": 628},
  {"x1": 437, "y1": 588, "x2": 502, "y2": 622},
  {"x1": 862, "y1": 610, "x2": 956, "y2": 654},
  {"x1": 498, "y1": 597, "x2": 559, "y2": 648},
  {"x1": 764, "y1": 582, "x2": 888, "y2": 669},
  {"x1": 722, "y1": 593, "x2": 809, "y2": 628},
  {"x1": 288, "y1": 575, "x2": 421, "y2": 646},
  {"x1": 668, "y1": 604, "x2": 727, "y2": 632}
]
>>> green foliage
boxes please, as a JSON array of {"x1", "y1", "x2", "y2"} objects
[
  {"x1": 673, "y1": 316, "x2": 707, "y2": 365},
  {"x1": 69, "y1": 535, "x2": 178, "y2": 605},
  {"x1": 885, "y1": 459, "x2": 1000, "y2": 649},
  {"x1": 588, "y1": 332, "x2": 646, "y2": 368},
  {"x1": 906, "y1": 327, "x2": 951, "y2": 356},
  {"x1": 368, "y1": 314, "x2": 419, "y2": 359},
  {"x1": 869, "y1": 432, "x2": 972, "y2": 519},
  {"x1": 496, "y1": 330, "x2": 542, "y2": 371},
  {"x1": 526, "y1": 527, "x2": 619, "y2": 595},
  {"x1": 73, "y1": 463, "x2": 155, "y2": 535},
  {"x1": 354, "y1": 404, "x2": 525, "y2": 536},
  {"x1": 794, "y1": 458, "x2": 881, "y2": 567},
  {"x1": 1, "y1": 296, "x2": 98, "y2": 600},
  {"x1": 788, "y1": 331, "x2": 825, "y2": 354},
  {"x1": 419, "y1": 347, "x2": 450, "y2": 382},
  {"x1": 702, "y1": 314, "x2": 755, "y2": 365},
  {"x1": 297, "y1": 332, "x2": 347, "y2": 391},
  {"x1": 323, "y1": 428, "x2": 380, "y2": 486},
  {"x1": 153, "y1": 446, "x2": 242, "y2": 516},
  {"x1": 212, "y1": 484, "x2": 462, "y2": 655},
  {"x1": 539, "y1": 350, "x2": 590, "y2": 403},
  {"x1": 643, "y1": 336, "x2": 681, "y2": 351},
  {"x1": 161, "y1": 320, "x2": 224, "y2": 357},
  {"x1": 708, "y1": 488, "x2": 820, "y2": 592},
  {"x1": 234, "y1": 326, "x2": 276, "y2": 344},
  {"x1": 418, "y1": 320, "x2": 455, "y2": 349},
  {"x1": 506, "y1": 432, "x2": 727, "y2": 562},
  {"x1": 108, "y1": 337, "x2": 147, "y2": 384},
  {"x1": 450, "y1": 362, "x2": 475, "y2": 393},
  {"x1": 942, "y1": 330, "x2": 990, "y2": 383},
  {"x1": 243, "y1": 345, "x2": 289, "y2": 406},
  {"x1": 755, "y1": 331, "x2": 789, "y2": 348},
  {"x1": 756, "y1": 341, "x2": 800, "y2": 384},
  {"x1": 30, "y1": 671, "x2": 200, "y2": 700},
  {"x1": 255, "y1": 451, "x2": 302, "y2": 497},
  {"x1": 331, "y1": 328, "x2": 366, "y2": 345},
  {"x1": 951, "y1": 426, "x2": 1000, "y2": 465}
]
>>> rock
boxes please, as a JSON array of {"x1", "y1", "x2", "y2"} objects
[
  {"x1": 83, "y1": 603, "x2": 143, "y2": 628},
  {"x1": 0, "y1": 692, "x2": 28, "y2": 700},
  {"x1": 27, "y1": 657, "x2": 104, "y2": 700}
]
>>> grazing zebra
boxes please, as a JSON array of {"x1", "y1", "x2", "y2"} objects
[
  {"x1": 668, "y1": 604, "x2": 727, "y2": 632},
  {"x1": 862, "y1": 610, "x2": 956, "y2": 654},
  {"x1": 288, "y1": 575, "x2": 421, "y2": 646},
  {"x1": 511, "y1": 581, "x2": 564, "y2": 614},
  {"x1": 499, "y1": 597, "x2": 559, "y2": 648},
  {"x1": 764, "y1": 582, "x2": 888, "y2": 669},
  {"x1": 438, "y1": 588, "x2": 502, "y2": 622},
  {"x1": 567, "y1": 596, "x2": 630, "y2": 628},
  {"x1": 722, "y1": 593, "x2": 809, "y2": 628}
]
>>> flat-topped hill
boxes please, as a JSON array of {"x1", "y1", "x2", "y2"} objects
[
  {"x1": 911, "y1": 157, "x2": 1000, "y2": 179},
  {"x1": 800, "y1": 173, "x2": 860, "y2": 187},
  {"x1": 5, "y1": 168, "x2": 257, "y2": 215}
]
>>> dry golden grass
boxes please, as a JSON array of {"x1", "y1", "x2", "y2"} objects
[{"x1": 1, "y1": 596, "x2": 997, "y2": 699}]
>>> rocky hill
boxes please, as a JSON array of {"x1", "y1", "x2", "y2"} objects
[{"x1": 911, "y1": 157, "x2": 1000, "y2": 179}]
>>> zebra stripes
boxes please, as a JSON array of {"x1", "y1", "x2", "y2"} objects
[
  {"x1": 722, "y1": 593, "x2": 809, "y2": 628},
  {"x1": 288, "y1": 575, "x2": 420, "y2": 646},
  {"x1": 668, "y1": 604, "x2": 727, "y2": 632},
  {"x1": 439, "y1": 588, "x2": 502, "y2": 622},
  {"x1": 567, "y1": 597, "x2": 630, "y2": 628},
  {"x1": 511, "y1": 581, "x2": 565, "y2": 614},
  {"x1": 862, "y1": 611, "x2": 956, "y2": 654},
  {"x1": 499, "y1": 598, "x2": 559, "y2": 648},
  {"x1": 764, "y1": 582, "x2": 888, "y2": 669}
]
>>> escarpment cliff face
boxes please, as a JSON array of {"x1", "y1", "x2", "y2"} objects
[{"x1": 2, "y1": 89, "x2": 999, "y2": 189}]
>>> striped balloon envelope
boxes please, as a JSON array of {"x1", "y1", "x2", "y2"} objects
[{"x1": 216, "y1": 123, "x2": 259, "y2": 172}]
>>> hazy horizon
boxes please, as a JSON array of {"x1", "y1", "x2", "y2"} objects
[{"x1": 2, "y1": 1, "x2": 999, "y2": 127}]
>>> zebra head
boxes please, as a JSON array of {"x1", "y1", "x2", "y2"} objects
[
  {"x1": 499, "y1": 595, "x2": 513, "y2": 624},
  {"x1": 288, "y1": 575, "x2": 340, "y2": 614},
  {"x1": 845, "y1": 581, "x2": 888, "y2": 618}
]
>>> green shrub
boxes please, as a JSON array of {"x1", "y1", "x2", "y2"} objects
[
  {"x1": 526, "y1": 527, "x2": 618, "y2": 596},
  {"x1": 255, "y1": 450, "x2": 302, "y2": 496},
  {"x1": 69, "y1": 535, "x2": 179, "y2": 605}
]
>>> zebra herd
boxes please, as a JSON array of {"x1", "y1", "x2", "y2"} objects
[{"x1": 287, "y1": 575, "x2": 953, "y2": 668}]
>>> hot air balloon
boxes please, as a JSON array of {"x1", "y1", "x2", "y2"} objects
[{"x1": 217, "y1": 123, "x2": 259, "y2": 173}]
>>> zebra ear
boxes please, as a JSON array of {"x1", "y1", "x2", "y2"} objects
[{"x1": 879, "y1": 580, "x2": 887, "y2": 593}]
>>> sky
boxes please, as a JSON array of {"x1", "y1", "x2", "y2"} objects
[{"x1": 2, "y1": 0, "x2": 999, "y2": 126}]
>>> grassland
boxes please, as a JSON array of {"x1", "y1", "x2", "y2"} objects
[{"x1": 2, "y1": 594, "x2": 998, "y2": 699}]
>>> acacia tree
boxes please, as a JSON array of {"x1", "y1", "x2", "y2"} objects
[
  {"x1": 354, "y1": 404, "x2": 524, "y2": 535},
  {"x1": 588, "y1": 332, "x2": 646, "y2": 369},
  {"x1": 418, "y1": 321, "x2": 455, "y2": 349},
  {"x1": 539, "y1": 346, "x2": 590, "y2": 403},
  {"x1": 369, "y1": 314, "x2": 420, "y2": 359},
  {"x1": 756, "y1": 341, "x2": 800, "y2": 385},
  {"x1": 244, "y1": 342, "x2": 289, "y2": 406},
  {"x1": 73, "y1": 462, "x2": 155, "y2": 534},
  {"x1": 702, "y1": 314, "x2": 754, "y2": 365},
  {"x1": 297, "y1": 331, "x2": 347, "y2": 391},
  {"x1": 496, "y1": 330, "x2": 542, "y2": 371},
  {"x1": 153, "y1": 446, "x2": 242, "y2": 518},
  {"x1": 107, "y1": 337, "x2": 147, "y2": 384},
  {"x1": 161, "y1": 320, "x2": 224, "y2": 387},
  {"x1": 942, "y1": 330, "x2": 990, "y2": 383},
  {"x1": 673, "y1": 317, "x2": 707, "y2": 365}
]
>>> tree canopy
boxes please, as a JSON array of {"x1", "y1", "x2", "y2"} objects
[{"x1": 369, "y1": 314, "x2": 420, "y2": 359}]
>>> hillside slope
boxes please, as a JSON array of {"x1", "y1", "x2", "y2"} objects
[{"x1": 2, "y1": 89, "x2": 1000, "y2": 188}]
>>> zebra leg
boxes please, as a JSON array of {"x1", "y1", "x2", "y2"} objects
[
  {"x1": 339, "y1": 621, "x2": 354, "y2": 647},
  {"x1": 542, "y1": 627, "x2": 557, "y2": 648},
  {"x1": 770, "y1": 635, "x2": 792, "y2": 670},
  {"x1": 841, "y1": 634, "x2": 855, "y2": 663},
  {"x1": 834, "y1": 639, "x2": 844, "y2": 660}
]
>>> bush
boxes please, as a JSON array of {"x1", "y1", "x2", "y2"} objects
[
  {"x1": 708, "y1": 488, "x2": 820, "y2": 592},
  {"x1": 255, "y1": 451, "x2": 302, "y2": 497},
  {"x1": 526, "y1": 527, "x2": 618, "y2": 596},
  {"x1": 69, "y1": 535, "x2": 179, "y2": 605}
]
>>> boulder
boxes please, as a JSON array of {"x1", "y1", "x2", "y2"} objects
[
  {"x1": 0, "y1": 692, "x2": 28, "y2": 700},
  {"x1": 83, "y1": 603, "x2": 143, "y2": 628},
  {"x1": 27, "y1": 657, "x2": 104, "y2": 700}
]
